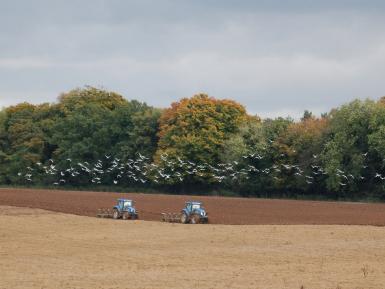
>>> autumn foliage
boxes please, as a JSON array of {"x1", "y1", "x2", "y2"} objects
[
  {"x1": 156, "y1": 93, "x2": 247, "y2": 164},
  {"x1": 1, "y1": 87, "x2": 385, "y2": 200}
]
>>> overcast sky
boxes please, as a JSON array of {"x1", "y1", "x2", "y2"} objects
[{"x1": 1, "y1": 0, "x2": 385, "y2": 118}]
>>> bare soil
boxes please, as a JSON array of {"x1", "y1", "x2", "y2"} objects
[
  {"x1": 1, "y1": 188, "x2": 385, "y2": 225},
  {"x1": 1, "y1": 206, "x2": 385, "y2": 289}
]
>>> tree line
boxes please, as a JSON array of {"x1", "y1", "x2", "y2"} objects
[{"x1": 1, "y1": 87, "x2": 385, "y2": 200}]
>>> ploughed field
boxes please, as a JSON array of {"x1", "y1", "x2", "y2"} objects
[
  {"x1": 1, "y1": 188, "x2": 385, "y2": 225},
  {"x1": 1, "y1": 206, "x2": 385, "y2": 289}
]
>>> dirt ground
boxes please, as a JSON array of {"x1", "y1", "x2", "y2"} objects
[
  {"x1": 1, "y1": 206, "x2": 385, "y2": 289},
  {"x1": 1, "y1": 188, "x2": 385, "y2": 225}
]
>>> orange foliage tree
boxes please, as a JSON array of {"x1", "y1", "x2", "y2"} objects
[{"x1": 155, "y1": 93, "x2": 247, "y2": 165}]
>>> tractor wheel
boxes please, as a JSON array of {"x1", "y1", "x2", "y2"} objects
[
  {"x1": 180, "y1": 213, "x2": 188, "y2": 224},
  {"x1": 191, "y1": 214, "x2": 201, "y2": 224},
  {"x1": 131, "y1": 214, "x2": 137, "y2": 220},
  {"x1": 122, "y1": 212, "x2": 129, "y2": 220},
  {"x1": 112, "y1": 209, "x2": 120, "y2": 220}
]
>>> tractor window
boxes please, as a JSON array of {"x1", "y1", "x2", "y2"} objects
[
  {"x1": 124, "y1": 201, "x2": 132, "y2": 207},
  {"x1": 192, "y1": 204, "x2": 201, "y2": 209}
]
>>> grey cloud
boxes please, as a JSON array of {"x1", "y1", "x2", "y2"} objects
[{"x1": 1, "y1": 0, "x2": 385, "y2": 118}]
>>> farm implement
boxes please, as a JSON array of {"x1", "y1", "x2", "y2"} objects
[
  {"x1": 162, "y1": 201, "x2": 208, "y2": 224},
  {"x1": 97, "y1": 198, "x2": 138, "y2": 220}
]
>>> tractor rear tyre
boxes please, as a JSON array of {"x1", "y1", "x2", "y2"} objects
[
  {"x1": 122, "y1": 212, "x2": 129, "y2": 220},
  {"x1": 112, "y1": 209, "x2": 120, "y2": 220},
  {"x1": 180, "y1": 213, "x2": 188, "y2": 224},
  {"x1": 191, "y1": 214, "x2": 201, "y2": 224}
]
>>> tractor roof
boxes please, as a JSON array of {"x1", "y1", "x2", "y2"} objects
[
  {"x1": 117, "y1": 198, "x2": 133, "y2": 202},
  {"x1": 186, "y1": 201, "x2": 202, "y2": 205}
]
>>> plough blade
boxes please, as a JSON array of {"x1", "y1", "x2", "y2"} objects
[
  {"x1": 161, "y1": 212, "x2": 182, "y2": 223},
  {"x1": 96, "y1": 208, "x2": 113, "y2": 218}
]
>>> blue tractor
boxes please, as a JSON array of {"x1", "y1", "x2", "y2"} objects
[
  {"x1": 112, "y1": 199, "x2": 138, "y2": 220},
  {"x1": 180, "y1": 201, "x2": 208, "y2": 224}
]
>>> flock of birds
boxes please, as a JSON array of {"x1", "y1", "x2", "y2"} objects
[{"x1": 18, "y1": 149, "x2": 385, "y2": 189}]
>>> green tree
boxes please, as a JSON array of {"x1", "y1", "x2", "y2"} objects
[
  {"x1": 0, "y1": 108, "x2": 8, "y2": 183},
  {"x1": 57, "y1": 86, "x2": 127, "y2": 113},
  {"x1": 50, "y1": 88, "x2": 161, "y2": 186},
  {"x1": 220, "y1": 116, "x2": 263, "y2": 163},
  {"x1": 0, "y1": 102, "x2": 59, "y2": 184},
  {"x1": 320, "y1": 99, "x2": 377, "y2": 198},
  {"x1": 277, "y1": 117, "x2": 329, "y2": 195}
]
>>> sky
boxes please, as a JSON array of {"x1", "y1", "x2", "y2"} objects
[{"x1": 1, "y1": 0, "x2": 385, "y2": 118}]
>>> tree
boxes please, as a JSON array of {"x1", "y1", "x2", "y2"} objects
[
  {"x1": 0, "y1": 108, "x2": 8, "y2": 183},
  {"x1": 301, "y1": 110, "x2": 313, "y2": 121},
  {"x1": 108, "y1": 101, "x2": 161, "y2": 160},
  {"x1": 320, "y1": 99, "x2": 377, "y2": 198},
  {"x1": 277, "y1": 116, "x2": 329, "y2": 195},
  {"x1": 57, "y1": 86, "x2": 127, "y2": 113},
  {"x1": 154, "y1": 93, "x2": 247, "y2": 187},
  {"x1": 50, "y1": 88, "x2": 161, "y2": 186},
  {"x1": 0, "y1": 102, "x2": 59, "y2": 184},
  {"x1": 220, "y1": 115, "x2": 263, "y2": 163},
  {"x1": 156, "y1": 93, "x2": 247, "y2": 165}
]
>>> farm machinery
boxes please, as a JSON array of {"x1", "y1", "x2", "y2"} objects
[
  {"x1": 97, "y1": 199, "x2": 138, "y2": 220},
  {"x1": 162, "y1": 201, "x2": 208, "y2": 224}
]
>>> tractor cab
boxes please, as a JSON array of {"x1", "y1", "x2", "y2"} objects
[
  {"x1": 117, "y1": 199, "x2": 133, "y2": 209},
  {"x1": 186, "y1": 201, "x2": 202, "y2": 211}
]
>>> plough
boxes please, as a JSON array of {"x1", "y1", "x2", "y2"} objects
[
  {"x1": 97, "y1": 208, "x2": 113, "y2": 218},
  {"x1": 161, "y1": 212, "x2": 182, "y2": 223}
]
